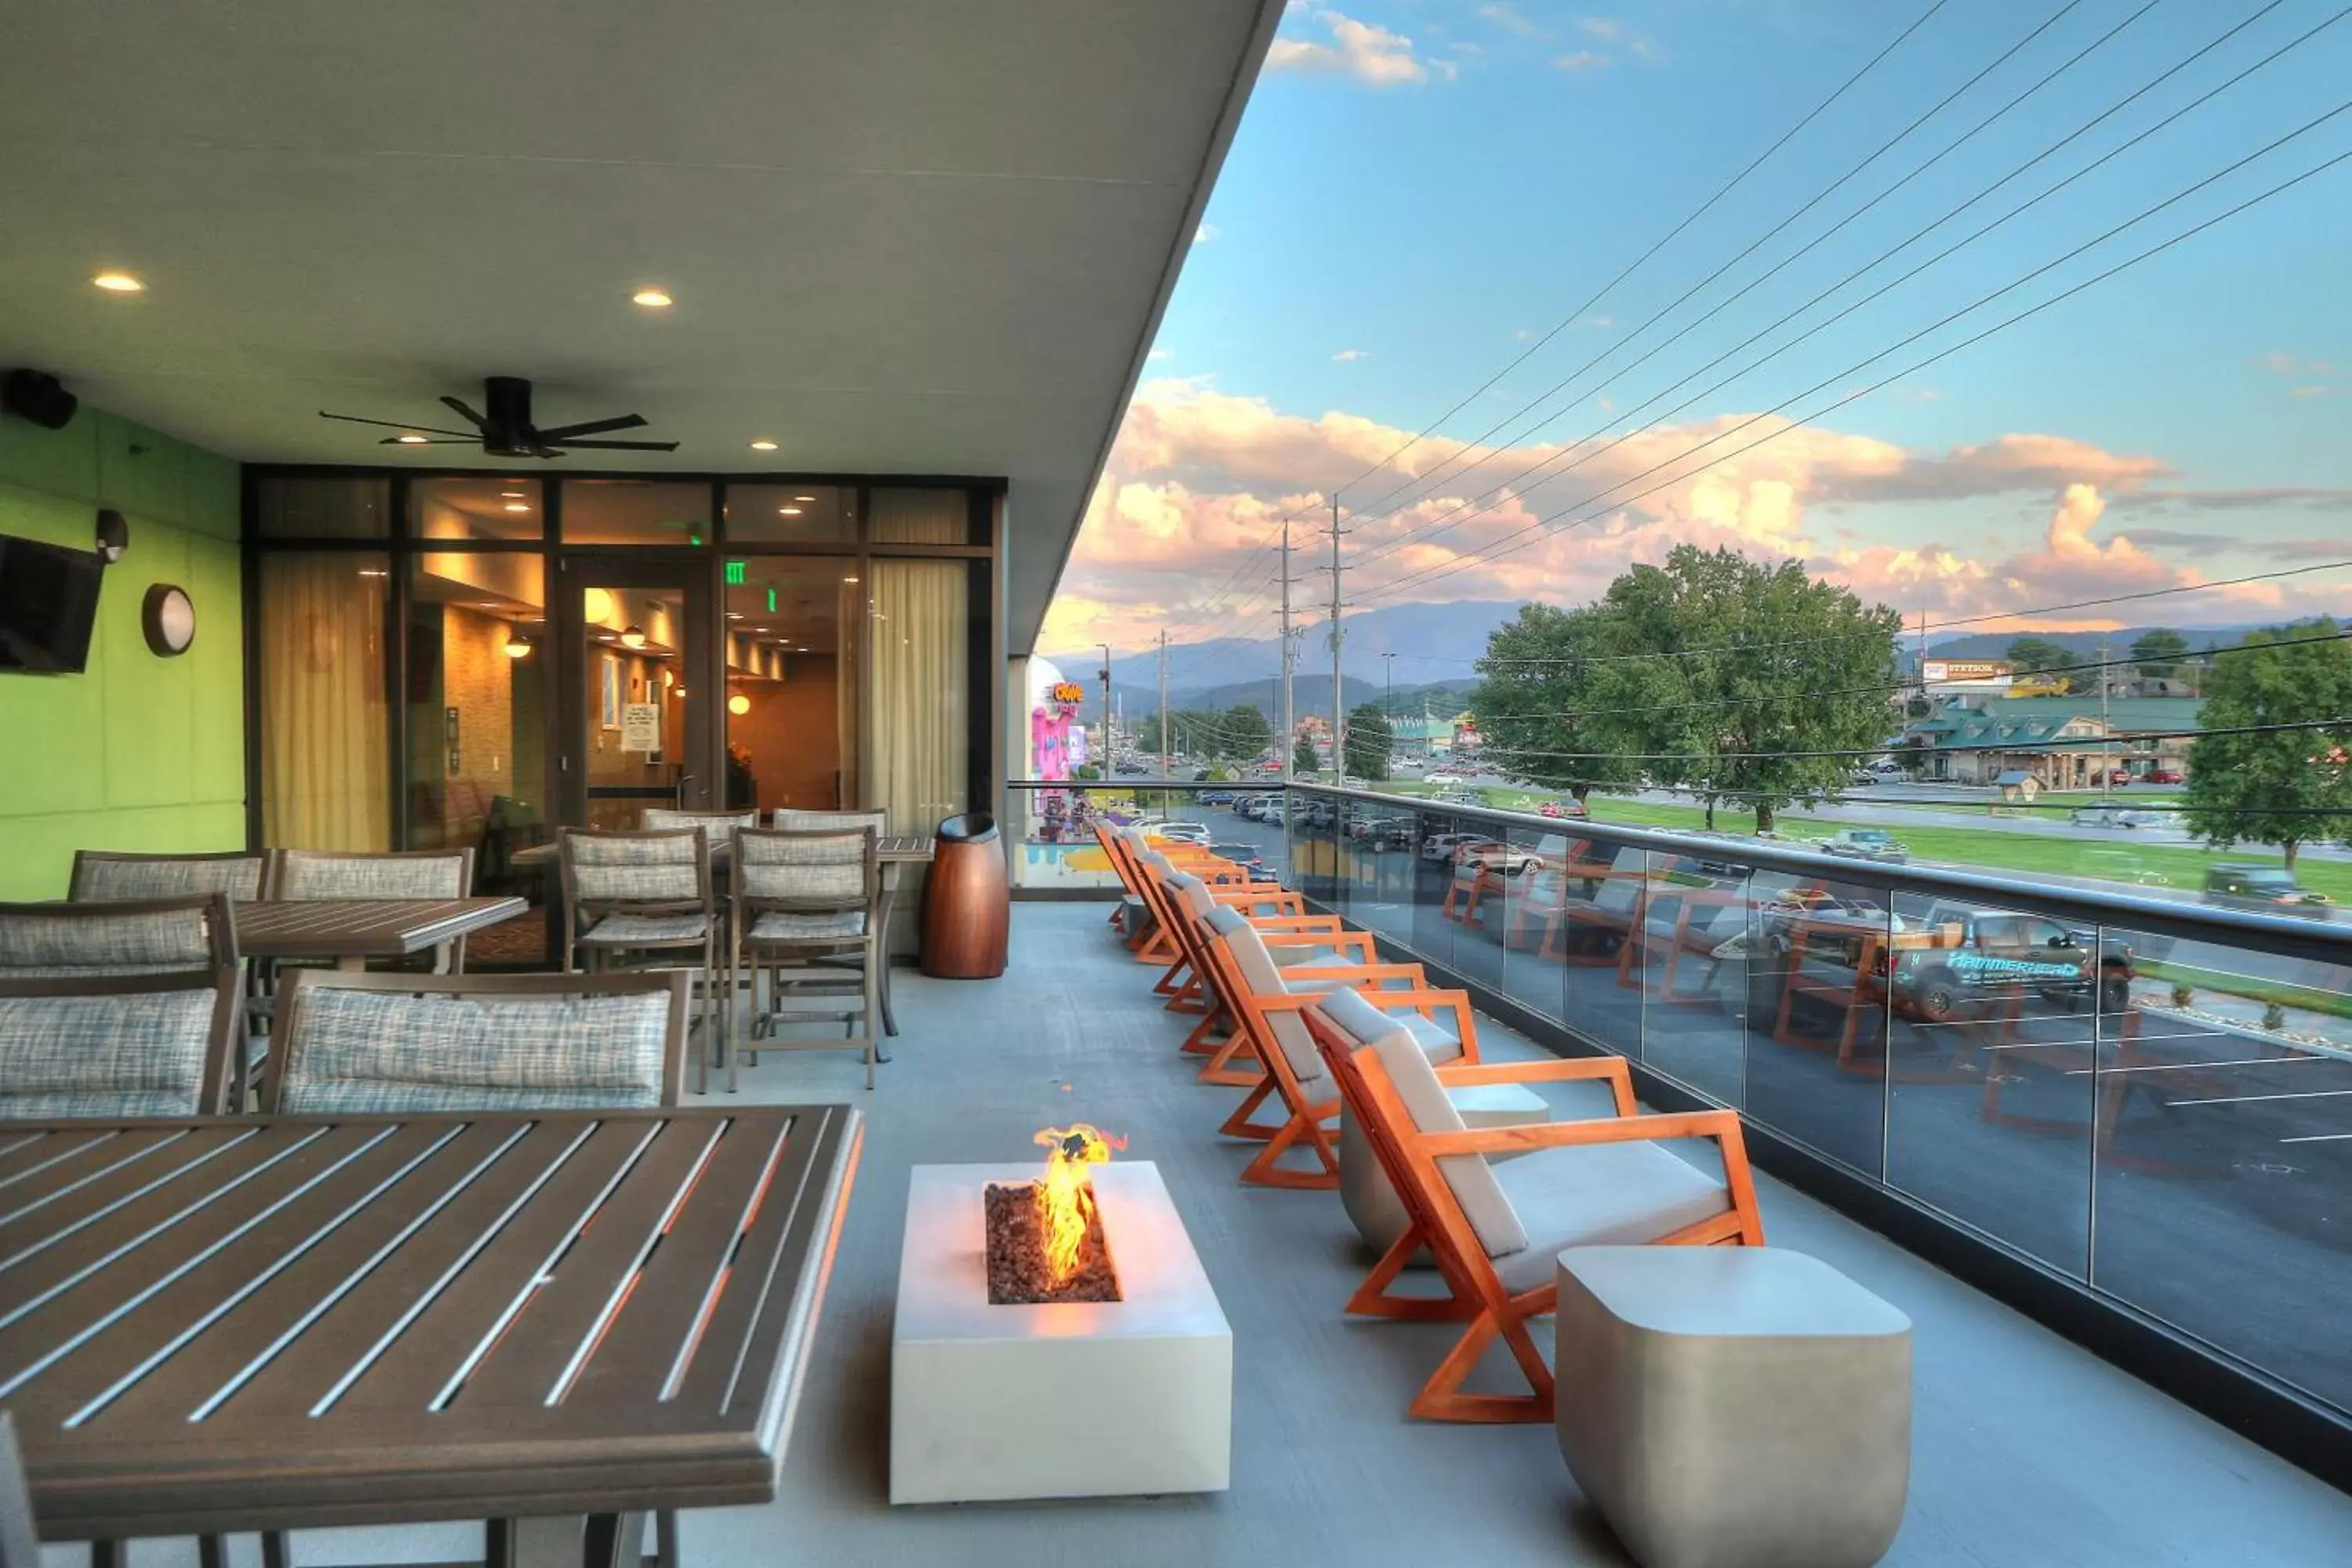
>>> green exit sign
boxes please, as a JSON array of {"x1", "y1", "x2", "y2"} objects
[
  {"x1": 767, "y1": 587, "x2": 779, "y2": 613},
  {"x1": 724, "y1": 560, "x2": 746, "y2": 585}
]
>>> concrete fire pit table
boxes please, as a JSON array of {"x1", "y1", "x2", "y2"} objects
[{"x1": 891, "y1": 1161, "x2": 1232, "y2": 1504}]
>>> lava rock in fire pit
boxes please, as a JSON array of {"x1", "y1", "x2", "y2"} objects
[{"x1": 984, "y1": 1181, "x2": 1120, "y2": 1305}]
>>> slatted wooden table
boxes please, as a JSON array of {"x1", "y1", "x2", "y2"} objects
[
  {"x1": 0, "y1": 1107, "x2": 861, "y2": 1559},
  {"x1": 234, "y1": 896, "x2": 529, "y2": 968}
]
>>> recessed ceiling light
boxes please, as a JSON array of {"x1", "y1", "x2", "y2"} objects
[
  {"x1": 503, "y1": 502, "x2": 530, "y2": 513},
  {"x1": 793, "y1": 494, "x2": 816, "y2": 503},
  {"x1": 778, "y1": 506, "x2": 803, "y2": 517},
  {"x1": 500, "y1": 490, "x2": 527, "y2": 499},
  {"x1": 842, "y1": 575, "x2": 859, "y2": 583},
  {"x1": 727, "y1": 612, "x2": 744, "y2": 619},
  {"x1": 396, "y1": 434, "x2": 429, "y2": 445},
  {"x1": 91, "y1": 271, "x2": 144, "y2": 293},
  {"x1": 749, "y1": 439, "x2": 779, "y2": 452},
  {"x1": 631, "y1": 288, "x2": 673, "y2": 309},
  {"x1": 755, "y1": 626, "x2": 770, "y2": 633}
]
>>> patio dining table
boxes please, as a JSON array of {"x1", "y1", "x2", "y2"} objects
[
  {"x1": 0, "y1": 1105, "x2": 862, "y2": 1563},
  {"x1": 234, "y1": 895, "x2": 529, "y2": 968}
]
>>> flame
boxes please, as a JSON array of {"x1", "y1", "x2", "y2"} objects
[{"x1": 1032, "y1": 1124, "x2": 1122, "y2": 1286}]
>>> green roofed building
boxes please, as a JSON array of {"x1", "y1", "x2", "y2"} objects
[{"x1": 1903, "y1": 695, "x2": 2205, "y2": 788}]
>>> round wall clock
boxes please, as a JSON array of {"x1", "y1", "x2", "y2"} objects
[{"x1": 142, "y1": 583, "x2": 197, "y2": 656}]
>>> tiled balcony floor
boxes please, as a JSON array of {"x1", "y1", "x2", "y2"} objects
[{"x1": 294, "y1": 902, "x2": 2352, "y2": 1568}]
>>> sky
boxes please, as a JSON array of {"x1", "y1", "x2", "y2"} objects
[{"x1": 1038, "y1": 0, "x2": 2352, "y2": 685}]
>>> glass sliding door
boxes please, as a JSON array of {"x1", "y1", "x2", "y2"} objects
[
  {"x1": 724, "y1": 557, "x2": 860, "y2": 815},
  {"x1": 558, "y1": 562, "x2": 716, "y2": 830},
  {"x1": 404, "y1": 551, "x2": 548, "y2": 891}
]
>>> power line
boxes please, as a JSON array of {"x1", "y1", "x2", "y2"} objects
[
  {"x1": 1351, "y1": 2, "x2": 2345, "y2": 588},
  {"x1": 1352, "y1": 125, "x2": 2352, "y2": 605},
  {"x1": 1344, "y1": 0, "x2": 2114, "y2": 544},
  {"x1": 1474, "y1": 717, "x2": 2349, "y2": 766}
]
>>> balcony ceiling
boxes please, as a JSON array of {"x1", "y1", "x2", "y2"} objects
[{"x1": 0, "y1": 0, "x2": 1279, "y2": 652}]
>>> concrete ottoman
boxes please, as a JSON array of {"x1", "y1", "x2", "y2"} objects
[
  {"x1": 1555, "y1": 1246, "x2": 1911, "y2": 1568},
  {"x1": 1339, "y1": 1083, "x2": 1552, "y2": 1254}
]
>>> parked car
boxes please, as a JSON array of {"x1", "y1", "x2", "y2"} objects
[
  {"x1": 1421, "y1": 831, "x2": 1479, "y2": 862},
  {"x1": 2069, "y1": 804, "x2": 2165, "y2": 829},
  {"x1": 1535, "y1": 798, "x2": 1590, "y2": 820},
  {"x1": 1208, "y1": 841, "x2": 1272, "y2": 879},
  {"x1": 1865, "y1": 759, "x2": 1906, "y2": 779},
  {"x1": 1759, "y1": 889, "x2": 1904, "y2": 963},
  {"x1": 1820, "y1": 828, "x2": 1908, "y2": 864},
  {"x1": 1886, "y1": 904, "x2": 2134, "y2": 1020},
  {"x1": 1113, "y1": 760, "x2": 1148, "y2": 776},
  {"x1": 1152, "y1": 821, "x2": 1213, "y2": 845},
  {"x1": 1461, "y1": 841, "x2": 1540, "y2": 877},
  {"x1": 1197, "y1": 789, "x2": 1236, "y2": 806},
  {"x1": 2141, "y1": 768, "x2": 2184, "y2": 785},
  {"x1": 2102, "y1": 768, "x2": 2134, "y2": 786},
  {"x1": 2201, "y1": 864, "x2": 2333, "y2": 916},
  {"x1": 1848, "y1": 768, "x2": 1880, "y2": 787}
]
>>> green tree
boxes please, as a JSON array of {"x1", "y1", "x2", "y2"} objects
[
  {"x1": 2181, "y1": 619, "x2": 2352, "y2": 869},
  {"x1": 1345, "y1": 702, "x2": 1395, "y2": 781},
  {"x1": 2005, "y1": 636, "x2": 2072, "y2": 674},
  {"x1": 1293, "y1": 733, "x2": 1320, "y2": 777},
  {"x1": 1468, "y1": 602, "x2": 1644, "y2": 805},
  {"x1": 1580, "y1": 546, "x2": 1903, "y2": 833},
  {"x1": 2131, "y1": 626, "x2": 2190, "y2": 677},
  {"x1": 1219, "y1": 703, "x2": 1272, "y2": 760}
]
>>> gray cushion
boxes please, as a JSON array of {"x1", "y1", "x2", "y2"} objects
[
  {"x1": 750, "y1": 909, "x2": 867, "y2": 941},
  {"x1": 773, "y1": 809, "x2": 886, "y2": 833},
  {"x1": 739, "y1": 829, "x2": 869, "y2": 903},
  {"x1": 75, "y1": 855, "x2": 265, "y2": 902},
  {"x1": 278, "y1": 853, "x2": 466, "y2": 900},
  {"x1": 644, "y1": 808, "x2": 760, "y2": 836},
  {"x1": 279, "y1": 986, "x2": 671, "y2": 1115},
  {"x1": 0, "y1": 987, "x2": 220, "y2": 1120},
  {"x1": 1366, "y1": 1017, "x2": 1527, "y2": 1258},
  {"x1": 1490, "y1": 1142, "x2": 1732, "y2": 1294},
  {"x1": 0, "y1": 907, "x2": 217, "y2": 975},
  {"x1": 1271, "y1": 944, "x2": 1346, "y2": 970},
  {"x1": 565, "y1": 833, "x2": 701, "y2": 902},
  {"x1": 579, "y1": 913, "x2": 708, "y2": 944},
  {"x1": 1314, "y1": 982, "x2": 1464, "y2": 1062},
  {"x1": 1214, "y1": 918, "x2": 1324, "y2": 1088}
]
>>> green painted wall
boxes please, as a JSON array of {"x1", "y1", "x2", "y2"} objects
[{"x1": 0, "y1": 408, "x2": 245, "y2": 899}]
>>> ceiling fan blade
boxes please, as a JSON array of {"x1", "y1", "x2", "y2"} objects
[
  {"x1": 533, "y1": 413, "x2": 648, "y2": 441},
  {"x1": 320, "y1": 411, "x2": 478, "y2": 437},
  {"x1": 557, "y1": 437, "x2": 681, "y2": 451},
  {"x1": 375, "y1": 436, "x2": 480, "y2": 445},
  {"x1": 440, "y1": 396, "x2": 493, "y2": 432}
]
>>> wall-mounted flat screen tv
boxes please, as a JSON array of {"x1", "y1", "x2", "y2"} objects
[{"x1": 0, "y1": 535, "x2": 106, "y2": 673}]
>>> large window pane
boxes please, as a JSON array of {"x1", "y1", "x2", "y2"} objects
[
  {"x1": 405, "y1": 554, "x2": 548, "y2": 884},
  {"x1": 562, "y1": 479, "x2": 709, "y2": 546},
  {"x1": 867, "y1": 559, "x2": 968, "y2": 832},
  {"x1": 723, "y1": 484, "x2": 855, "y2": 545},
  {"x1": 409, "y1": 476, "x2": 543, "y2": 541},
  {"x1": 259, "y1": 554, "x2": 390, "y2": 849},
  {"x1": 255, "y1": 476, "x2": 390, "y2": 539},
  {"x1": 869, "y1": 486, "x2": 973, "y2": 545},
  {"x1": 725, "y1": 557, "x2": 859, "y2": 813}
]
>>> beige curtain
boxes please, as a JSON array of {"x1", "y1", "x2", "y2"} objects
[
  {"x1": 868, "y1": 488, "x2": 967, "y2": 544},
  {"x1": 866, "y1": 561, "x2": 967, "y2": 833},
  {"x1": 260, "y1": 555, "x2": 390, "y2": 850}
]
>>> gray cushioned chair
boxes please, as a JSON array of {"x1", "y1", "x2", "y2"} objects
[
  {"x1": 559, "y1": 828, "x2": 718, "y2": 1094},
  {"x1": 731, "y1": 826, "x2": 880, "y2": 1091}
]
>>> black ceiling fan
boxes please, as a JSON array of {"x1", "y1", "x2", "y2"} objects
[{"x1": 318, "y1": 376, "x2": 678, "y2": 459}]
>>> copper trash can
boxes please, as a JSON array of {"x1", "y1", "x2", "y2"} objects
[{"x1": 920, "y1": 812, "x2": 1009, "y2": 978}]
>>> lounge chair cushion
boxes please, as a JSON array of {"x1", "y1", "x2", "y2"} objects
[
  {"x1": 1205, "y1": 908, "x2": 1327, "y2": 1089},
  {"x1": 1291, "y1": 972, "x2": 1460, "y2": 1060},
  {"x1": 579, "y1": 913, "x2": 709, "y2": 944},
  {"x1": 1366, "y1": 1019, "x2": 1527, "y2": 1258},
  {"x1": 749, "y1": 909, "x2": 866, "y2": 941},
  {"x1": 1488, "y1": 1142, "x2": 1732, "y2": 1294}
]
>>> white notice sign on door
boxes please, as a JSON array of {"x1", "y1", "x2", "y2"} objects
[{"x1": 621, "y1": 702, "x2": 662, "y2": 752}]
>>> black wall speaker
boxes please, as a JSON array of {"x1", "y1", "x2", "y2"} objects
[
  {"x1": 2, "y1": 371, "x2": 78, "y2": 430},
  {"x1": 95, "y1": 509, "x2": 129, "y2": 562}
]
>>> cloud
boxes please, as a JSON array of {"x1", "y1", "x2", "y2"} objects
[
  {"x1": 1552, "y1": 51, "x2": 1610, "y2": 71},
  {"x1": 1332, "y1": 348, "x2": 1370, "y2": 362},
  {"x1": 2111, "y1": 485, "x2": 2352, "y2": 512},
  {"x1": 1268, "y1": 9, "x2": 1452, "y2": 85},
  {"x1": 1193, "y1": 223, "x2": 1221, "y2": 245},
  {"x1": 1511, "y1": 327, "x2": 1533, "y2": 341},
  {"x1": 1478, "y1": 2, "x2": 1544, "y2": 37},
  {"x1": 2291, "y1": 385, "x2": 2347, "y2": 400},
  {"x1": 2251, "y1": 350, "x2": 2332, "y2": 376},
  {"x1": 1578, "y1": 16, "x2": 1657, "y2": 58},
  {"x1": 1040, "y1": 382, "x2": 2344, "y2": 650},
  {"x1": 1146, "y1": 348, "x2": 1172, "y2": 363}
]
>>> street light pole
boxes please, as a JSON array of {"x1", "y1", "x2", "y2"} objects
[{"x1": 1097, "y1": 641, "x2": 1112, "y2": 775}]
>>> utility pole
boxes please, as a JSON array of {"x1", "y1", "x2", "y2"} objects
[
  {"x1": 1383, "y1": 651, "x2": 1395, "y2": 715},
  {"x1": 1156, "y1": 629, "x2": 1169, "y2": 780},
  {"x1": 1279, "y1": 517, "x2": 1295, "y2": 780},
  {"x1": 1096, "y1": 641, "x2": 1112, "y2": 775},
  {"x1": 1329, "y1": 494, "x2": 1345, "y2": 781},
  {"x1": 2098, "y1": 638, "x2": 2113, "y2": 801}
]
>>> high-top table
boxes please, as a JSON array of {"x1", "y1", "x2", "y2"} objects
[
  {"x1": 234, "y1": 895, "x2": 528, "y2": 968},
  {"x1": 0, "y1": 1106, "x2": 862, "y2": 1564}
]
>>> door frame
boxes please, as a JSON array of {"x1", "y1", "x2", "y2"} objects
[{"x1": 553, "y1": 553, "x2": 720, "y2": 827}]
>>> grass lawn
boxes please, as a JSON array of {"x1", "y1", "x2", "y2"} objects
[{"x1": 2135, "y1": 958, "x2": 2352, "y2": 1022}]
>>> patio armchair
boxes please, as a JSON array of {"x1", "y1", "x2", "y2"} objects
[
  {"x1": 1304, "y1": 985, "x2": 1764, "y2": 1422},
  {"x1": 265, "y1": 968, "x2": 688, "y2": 1114},
  {"x1": 731, "y1": 825, "x2": 883, "y2": 1091},
  {"x1": 1196, "y1": 907, "x2": 1476, "y2": 1189},
  {"x1": 0, "y1": 897, "x2": 242, "y2": 1118},
  {"x1": 1104, "y1": 826, "x2": 1243, "y2": 960},
  {"x1": 1157, "y1": 868, "x2": 1370, "y2": 1054},
  {"x1": 270, "y1": 848, "x2": 477, "y2": 970},
  {"x1": 1129, "y1": 847, "x2": 1313, "y2": 1008},
  {"x1": 559, "y1": 828, "x2": 720, "y2": 1092},
  {"x1": 68, "y1": 848, "x2": 270, "y2": 902},
  {"x1": 644, "y1": 806, "x2": 763, "y2": 836}
]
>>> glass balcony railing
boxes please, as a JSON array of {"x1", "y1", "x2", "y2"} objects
[
  {"x1": 1004, "y1": 779, "x2": 1289, "y2": 894},
  {"x1": 1243, "y1": 780, "x2": 2352, "y2": 1428}
]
